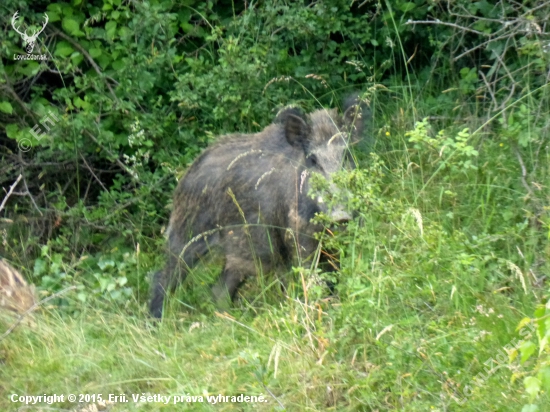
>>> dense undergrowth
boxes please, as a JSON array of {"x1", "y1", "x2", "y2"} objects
[{"x1": 1, "y1": 0, "x2": 550, "y2": 411}]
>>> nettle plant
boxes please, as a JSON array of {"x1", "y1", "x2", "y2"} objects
[
  {"x1": 406, "y1": 118, "x2": 479, "y2": 172},
  {"x1": 308, "y1": 154, "x2": 401, "y2": 288},
  {"x1": 33, "y1": 244, "x2": 135, "y2": 307}
]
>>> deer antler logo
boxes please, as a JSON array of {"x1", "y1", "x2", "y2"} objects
[{"x1": 11, "y1": 11, "x2": 49, "y2": 54}]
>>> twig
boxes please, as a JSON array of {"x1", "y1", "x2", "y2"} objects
[
  {"x1": 453, "y1": 32, "x2": 518, "y2": 61},
  {"x1": 493, "y1": 50, "x2": 516, "y2": 86},
  {"x1": 479, "y1": 71, "x2": 498, "y2": 110},
  {"x1": 53, "y1": 30, "x2": 119, "y2": 105},
  {"x1": 0, "y1": 286, "x2": 77, "y2": 341},
  {"x1": 0, "y1": 174, "x2": 23, "y2": 213},
  {"x1": 405, "y1": 19, "x2": 489, "y2": 36},
  {"x1": 80, "y1": 153, "x2": 109, "y2": 193},
  {"x1": 513, "y1": 146, "x2": 534, "y2": 198},
  {"x1": 22, "y1": 174, "x2": 43, "y2": 216},
  {"x1": 0, "y1": 82, "x2": 37, "y2": 122},
  {"x1": 262, "y1": 383, "x2": 285, "y2": 409},
  {"x1": 12, "y1": 156, "x2": 75, "y2": 168},
  {"x1": 83, "y1": 130, "x2": 138, "y2": 181},
  {"x1": 497, "y1": 82, "x2": 516, "y2": 111}
]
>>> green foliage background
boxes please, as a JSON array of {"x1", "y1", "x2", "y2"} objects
[{"x1": 1, "y1": 0, "x2": 550, "y2": 410}]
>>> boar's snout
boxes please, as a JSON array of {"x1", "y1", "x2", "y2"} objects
[
  {"x1": 330, "y1": 208, "x2": 352, "y2": 224},
  {"x1": 323, "y1": 184, "x2": 353, "y2": 224}
]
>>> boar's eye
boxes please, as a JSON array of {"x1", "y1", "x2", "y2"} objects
[{"x1": 307, "y1": 154, "x2": 320, "y2": 169}]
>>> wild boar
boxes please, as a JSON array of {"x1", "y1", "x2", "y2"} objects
[{"x1": 150, "y1": 95, "x2": 367, "y2": 317}]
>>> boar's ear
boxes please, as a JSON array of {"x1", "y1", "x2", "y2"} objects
[
  {"x1": 343, "y1": 93, "x2": 370, "y2": 143},
  {"x1": 275, "y1": 108, "x2": 310, "y2": 148}
]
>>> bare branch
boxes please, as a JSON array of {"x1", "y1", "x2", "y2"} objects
[
  {"x1": 405, "y1": 19, "x2": 489, "y2": 36},
  {"x1": 0, "y1": 174, "x2": 23, "y2": 213},
  {"x1": 514, "y1": 147, "x2": 534, "y2": 198},
  {"x1": 83, "y1": 130, "x2": 138, "y2": 182},
  {"x1": 479, "y1": 71, "x2": 498, "y2": 110},
  {"x1": 22, "y1": 174, "x2": 43, "y2": 216},
  {"x1": 80, "y1": 153, "x2": 109, "y2": 193},
  {"x1": 453, "y1": 32, "x2": 517, "y2": 61}
]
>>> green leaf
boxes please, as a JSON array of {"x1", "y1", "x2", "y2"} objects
[
  {"x1": 98, "y1": 277, "x2": 109, "y2": 292},
  {"x1": 89, "y1": 48, "x2": 102, "y2": 58},
  {"x1": 16, "y1": 61, "x2": 40, "y2": 77},
  {"x1": 112, "y1": 59, "x2": 126, "y2": 71},
  {"x1": 47, "y1": 3, "x2": 62, "y2": 13},
  {"x1": 0, "y1": 102, "x2": 13, "y2": 114},
  {"x1": 73, "y1": 96, "x2": 90, "y2": 110},
  {"x1": 6, "y1": 124, "x2": 20, "y2": 139},
  {"x1": 33, "y1": 259, "x2": 47, "y2": 276},
  {"x1": 45, "y1": 11, "x2": 60, "y2": 22},
  {"x1": 539, "y1": 366, "x2": 550, "y2": 391},
  {"x1": 517, "y1": 317, "x2": 533, "y2": 331},
  {"x1": 118, "y1": 27, "x2": 131, "y2": 39},
  {"x1": 521, "y1": 405, "x2": 539, "y2": 412},
  {"x1": 98, "y1": 259, "x2": 115, "y2": 270},
  {"x1": 71, "y1": 52, "x2": 84, "y2": 66},
  {"x1": 97, "y1": 54, "x2": 112, "y2": 70},
  {"x1": 62, "y1": 18, "x2": 80, "y2": 35},
  {"x1": 105, "y1": 21, "x2": 117, "y2": 38},
  {"x1": 399, "y1": 2, "x2": 416, "y2": 12},
  {"x1": 524, "y1": 376, "x2": 541, "y2": 398},
  {"x1": 181, "y1": 22, "x2": 193, "y2": 33},
  {"x1": 534, "y1": 305, "x2": 546, "y2": 319},
  {"x1": 55, "y1": 41, "x2": 74, "y2": 57},
  {"x1": 520, "y1": 341, "x2": 537, "y2": 363}
]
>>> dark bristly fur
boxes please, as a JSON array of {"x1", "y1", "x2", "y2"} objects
[{"x1": 150, "y1": 95, "x2": 368, "y2": 318}]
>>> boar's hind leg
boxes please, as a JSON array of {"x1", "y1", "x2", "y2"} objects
[
  {"x1": 150, "y1": 269, "x2": 172, "y2": 318},
  {"x1": 149, "y1": 239, "x2": 209, "y2": 318},
  {"x1": 211, "y1": 255, "x2": 256, "y2": 308}
]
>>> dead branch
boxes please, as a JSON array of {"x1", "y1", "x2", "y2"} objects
[
  {"x1": 22, "y1": 174, "x2": 43, "y2": 216},
  {"x1": 83, "y1": 130, "x2": 139, "y2": 182},
  {"x1": 514, "y1": 146, "x2": 534, "y2": 198},
  {"x1": 405, "y1": 19, "x2": 489, "y2": 36},
  {"x1": 80, "y1": 153, "x2": 109, "y2": 193},
  {"x1": 0, "y1": 174, "x2": 22, "y2": 213}
]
